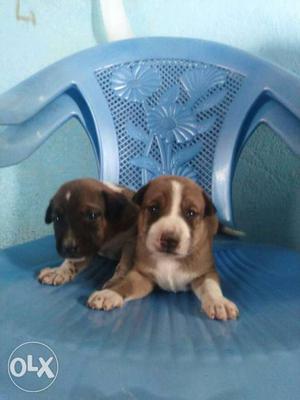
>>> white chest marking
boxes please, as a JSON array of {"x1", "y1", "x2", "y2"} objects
[{"x1": 153, "y1": 257, "x2": 196, "y2": 292}]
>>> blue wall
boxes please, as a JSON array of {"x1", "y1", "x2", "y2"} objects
[
  {"x1": 0, "y1": 0, "x2": 299, "y2": 249},
  {"x1": 0, "y1": 0, "x2": 98, "y2": 247}
]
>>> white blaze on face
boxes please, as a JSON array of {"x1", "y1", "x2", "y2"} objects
[
  {"x1": 65, "y1": 191, "x2": 71, "y2": 201},
  {"x1": 145, "y1": 180, "x2": 191, "y2": 257}
]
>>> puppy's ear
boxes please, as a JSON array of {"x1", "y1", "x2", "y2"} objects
[
  {"x1": 132, "y1": 183, "x2": 150, "y2": 206},
  {"x1": 203, "y1": 191, "x2": 216, "y2": 217},
  {"x1": 45, "y1": 200, "x2": 53, "y2": 224},
  {"x1": 102, "y1": 191, "x2": 138, "y2": 225}
]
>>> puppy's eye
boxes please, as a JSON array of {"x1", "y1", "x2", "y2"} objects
[
  {"x1": 86, "y1": 211, "x2": 99, "y2": 221},
  {"x1": 54, "y1": 214, "x2": 63, "y2": 223},
  {"x1": 148, "y1": 205, "x2": 160, "y2": 215},
  {"x1": 185, "y1": 209, "x2": 198, "y2": 219}
]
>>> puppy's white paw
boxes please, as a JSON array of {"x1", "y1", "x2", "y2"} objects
[
  {"x1": 87, "y1": 289, "x2": 124, "y2": 311},
  {"x1": 202, "y1": 297, "x2": 239, "y2": 321},
  {"x1": 38, "y1": 266, "x2": 75, "y2": 286}
]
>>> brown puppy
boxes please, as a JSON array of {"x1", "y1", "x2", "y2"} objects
[
  {"x1": 38, "y1": 179, "x2": 138, "y2": 304},
  {"x1": 89, "y1": 176, "x2": 239, "y2": 320}
]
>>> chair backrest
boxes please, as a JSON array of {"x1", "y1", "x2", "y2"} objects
[{"x1": 0, "y1": 38, "x2": 299, "y2": 225}]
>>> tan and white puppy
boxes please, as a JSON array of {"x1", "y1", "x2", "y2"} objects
[
  {"x1": 38, "y1": 179, "x2": 138, "y2": 301},
  {"x1": 88, "y1": 176, "x2": 239, "y2": 320}
]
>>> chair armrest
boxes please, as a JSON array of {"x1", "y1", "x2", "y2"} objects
[{"x1": 0, "y1": 94, "x2": 93, "y2": 167}]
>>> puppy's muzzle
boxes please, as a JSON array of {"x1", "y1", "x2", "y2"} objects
[
  {"x1": 159, "y1": 232, "x2": 179, "y2": 254},
  {"x1": 61, "y1": 238, "x2": 80, "y2": 258}
]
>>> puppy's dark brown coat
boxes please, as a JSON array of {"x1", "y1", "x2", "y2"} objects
[{"x1": 38, "y1": 179, "x2": 138, "y2": 303}]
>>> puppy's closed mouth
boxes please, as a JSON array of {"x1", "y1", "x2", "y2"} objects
[
  {"x1": 158, "y1": 248, "x2": 179, "y2": 255},
  {"x1": 154, "y1": 246, "x2": 189, "y2": 258},
  {"x1": 66, "y1": 257, "x2": 86, "y2": 262}
]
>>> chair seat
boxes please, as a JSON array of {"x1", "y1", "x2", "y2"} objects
[{"x1": 0, "y1": 236, "x2": 299, "y2": 399}]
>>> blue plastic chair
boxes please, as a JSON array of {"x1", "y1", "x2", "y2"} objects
[{"x1": 0, "y1": 38, "x2": 299, "y2": 399}]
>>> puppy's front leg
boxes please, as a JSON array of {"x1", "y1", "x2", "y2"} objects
[
  {"x1": 38, "y1": 258, "x2": 90, "y2": 286},
  {"x1": 87, "y1": 269, "x2": 154, "y2": 311},
  {"x1": 103, "y1": 239, "x2": 136, "y2": 289},
  {"x1": 191, "y1": 271, "x2": 239, "y2": 320}
]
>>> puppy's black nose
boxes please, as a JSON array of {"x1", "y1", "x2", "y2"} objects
[
  {"x1": 160, "y1": 233, "x2": 179, "y2": 253},
  {"x1": 62, "y1": 244, "x2": 79, "y2": 257}
]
